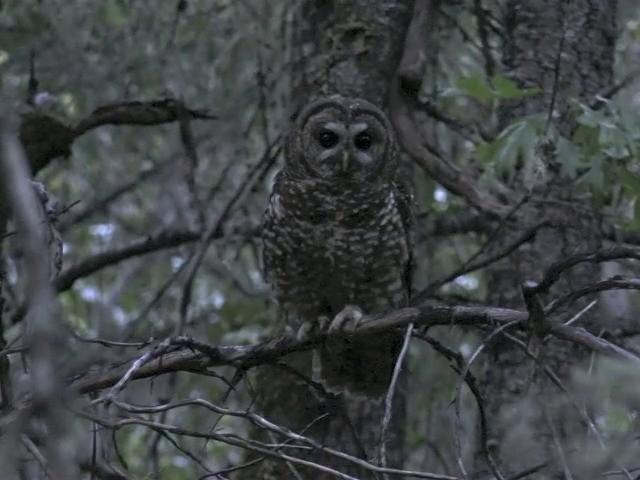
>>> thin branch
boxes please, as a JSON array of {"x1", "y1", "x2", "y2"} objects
[
  {"x1": 412, "y1": 220, "x2": 547, "y2": 305},
  {"x1": 380, "y1": 322, "x2": 414, "y2": 473},
  {"x1": 54, "y1": 228, "x2": 201, "y2": 292},
  {"x1": 542, "y1": 402, "x2": 573, "y2": 480},
  {"x1": 590, "y1": 68, "x2": 640, "y2": 110},
  {"x1": 545, "y1": 277, "x2": 640, "y2": 314},
  {"x1": 534, "y1": 246, "x2": 640, "y2": 295},
  {"x1": 177, "y1": 139, "x2": 281, "y2": 333},
  {"x1": 473, "y1": 0, "x2": 496, "y2": 79},
  {"x1": 57, "y1": 161, "x2": 168, "y2": 232},
  {"x1": 543, "y1": 7, "x2": 566, "y2": 135},
  {"x1": 452, "y1": 321, "x2": 518, "y2": 480},
  {"x1": 21, "y1": 434, "x2": 53, "y2": 478},
  {"x1": 413, "y1": 332, "x2": 500, "y2": 479},
  {"x1": 177, "y1": 99, "x2": 205, "y2": 228},
  {"x1": 82, "y1": 403, "x2": 457, "y2": 480}
]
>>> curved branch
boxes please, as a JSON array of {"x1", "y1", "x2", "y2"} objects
[
  {"x1": 390, "y1": 4, "x2": 508, "y2": 217},
  {"x1": 72, "y1": 99, "x2": 217, "y2": 138},
  {"x1": 20, "y1": 98, "x2": 216, "y2": 174},
  {"x1": 534, "y1": 246, "x2": 640, "y2": 295}
]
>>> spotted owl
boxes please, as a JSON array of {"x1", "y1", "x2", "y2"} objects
[{"x1": 262, "y1": 95, "x2": 414, "y2": 398}]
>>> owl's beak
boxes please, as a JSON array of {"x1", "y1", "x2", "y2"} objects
[{"x1": 341, "y1": 151, "x2": 350, "y2": 173}]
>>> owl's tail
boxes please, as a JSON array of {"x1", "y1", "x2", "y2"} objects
[{"x1": 313, "y1": 333, "x2": 402, "y2": 399}]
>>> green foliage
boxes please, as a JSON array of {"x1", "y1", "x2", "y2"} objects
[
  {"x1": 475, "y1": 117, "x2": 542, "y2": 183},
  {"x1": 472, "y1": 98, "x2": 640, "y2": 227},
  {"x1": 445, "y1": 73, "x2": 542, "y2": 102}
]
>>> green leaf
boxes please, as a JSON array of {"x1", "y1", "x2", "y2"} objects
[
  {"x1": 455, "y1": 74, "x2": 495, "y2": 101},
  {"x1": 495, "y1": 120, "x2": 537, "y2": 177},
  {"x1": 576, "y1": 103, "x2": 610, "y2": 128},
  {"x1": 474, "y1": 119, "x2": 540, "y2": 180},
  {"x1": 451, "y1": 74, "x2": 542, "y2": 102},
  {"x1": 555, "y1": 135, "x2": 584, "y2": 179},
  {"x1": 99, "y1": 0, "x2": 127, "y2": 27},
  {"x1": 631, "y1": 198, "x2": 640, "y2": 229},
  {"x1": 491, "y1": 75, "x2": 542, "y2": 99}
]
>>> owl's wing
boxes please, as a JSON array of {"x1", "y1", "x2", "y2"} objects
[
  {"x1": 261, "y1": 170, "x2": 287, "y2": 286},
  {"x1": 393, "y1": 173, "x2": 416, "y2": 300}
]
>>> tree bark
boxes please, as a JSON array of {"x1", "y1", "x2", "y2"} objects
[
  {"x1": 479, "y1": 1, "x2": 617, "y2": 478},
  {"x1": 234, "y1": 2, "x2": 414, "y2": 479}
]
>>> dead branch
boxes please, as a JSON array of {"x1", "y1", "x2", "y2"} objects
[{"x1": 81, "y1": 399, "x2": 458, "y2": 480}]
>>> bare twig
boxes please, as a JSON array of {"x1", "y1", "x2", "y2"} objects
[
  {"x1": 177, "y1": 99, "x2": 205, "y2": 228},
  {"x1": 58, "y1": 161, "x2": 169, "y2": 231},
  {"x1": 412, "y1": 332, "x2": 500, "y2": 478},
  {"x1": 82, "y1": 401, "x2": 458, "y2": 480},
  {"x1": 412, "y1": 220, "x2": 547, "y2": 305},
  {"x1": 380, "y1": 322, "x2": 414, "y2": 473},
  {"x1": 452, "y1": 322, "x2": 518, "y2": 480},
  {"x1": 473, "y1": 0, "x2": 496, "y2": 79},
  {"x1": 562, "y1": 300, "x2": 597, "y2": 327},
  {"x1": 546, "y1": 277, "x2": 640, "y2": 314},
  {"x1": 542, "y1": 402, "x2": 573, "y2": 480},
  {"x1": 534, "y1": 246, "x2": 640, "y2": 295},
  {"x1": 177, "y1": 140, "x2": 281, "y2": 333},
  {"x1": 544, "y1": 3, "x2": 567, "y2": 135},
  {"x1": 590, "y1": 68, "x2": 640, "y2": 110},
  {"x1": 54, "y1": 227, "x2": 201, "y2": 292},
  {"x1": 21, "y1": 434, "x2": 53, "y2": 478}
]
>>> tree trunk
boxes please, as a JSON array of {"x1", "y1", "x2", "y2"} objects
[
  {"x1": 234, "y1": 2, "x2": 414, "y2": 479},
  {"x1": 479, "y1": 1, "x2": 617, "y2": 478}
]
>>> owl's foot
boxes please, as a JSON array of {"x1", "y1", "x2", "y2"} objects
[
  {"x1": 297, "y1": 316, "x2": 330, "y2": 341},
  {"x1": 328, "y1": 305, "x2": 364, "y2": 334}
]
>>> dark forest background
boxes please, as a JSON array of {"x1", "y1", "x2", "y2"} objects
[{"x1": 1, "y1": 1, "x2": 640, "y2": 479}]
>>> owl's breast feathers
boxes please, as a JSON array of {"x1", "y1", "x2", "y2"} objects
[{"x1": 262, "y1": 171, "x2": 413, "y2": 318}]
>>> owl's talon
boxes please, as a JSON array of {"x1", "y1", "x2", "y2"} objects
[
  {"x1": 297, "y1": 316, "x2": 331, "y2": 341},
  {"x1": 296, "y1": 321, "x2": 313, "y2": 341},
  {"x1": 329, "y1": 305, "x2": 364, "y2": 334},
  {"x1": 317, "y1": 315, "x2": 330, "y2": 331}
]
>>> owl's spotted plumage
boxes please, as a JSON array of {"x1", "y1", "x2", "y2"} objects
[{"x1": 263, "y1": 95, "x2": 414, "y2": 398}]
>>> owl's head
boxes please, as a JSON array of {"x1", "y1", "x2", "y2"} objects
[{"x1": 286, "y1": 95, "x2": 398, "y2": 182}]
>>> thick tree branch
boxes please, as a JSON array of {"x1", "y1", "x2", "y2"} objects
[
  {"x1": 69, "y1": 304, "x2": 640, "y2": 396},
  {"x1": 72, "y1": 99, "x2": 217, "y2": 137}
]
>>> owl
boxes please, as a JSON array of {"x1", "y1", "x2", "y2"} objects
[{"x1": 262, "y1": 95, "x2": 414, "y2": 398}]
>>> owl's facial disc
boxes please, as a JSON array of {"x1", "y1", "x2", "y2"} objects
[{"x1": 309, "y1": 119, "x2": 383, "y2": 181}]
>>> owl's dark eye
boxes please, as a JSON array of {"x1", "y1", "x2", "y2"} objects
[
  {"x1": 354, "y1": 132, "x2": 372, "y2": 150},
  {"x1": 318, "y1": 131, "x2": 339, "y2": 149}
]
